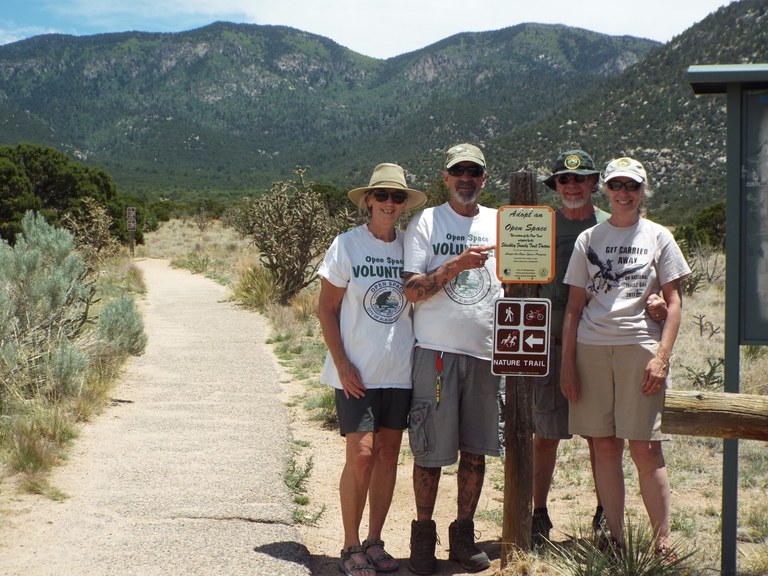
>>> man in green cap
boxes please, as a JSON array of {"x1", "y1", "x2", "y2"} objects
[{"x1": 532, "y1": 149, "x2": 608, "y2": 548}]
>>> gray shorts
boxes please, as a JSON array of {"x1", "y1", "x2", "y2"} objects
[
  {"x1": 532, "y1": 339, "x2": 572, "y2": 440},
  {"x1": 335, "y1": 388, "x2": 412, "y2": 436},
  {"x1": 408, "y1": 347, "x2": 504, "y2": 467}
]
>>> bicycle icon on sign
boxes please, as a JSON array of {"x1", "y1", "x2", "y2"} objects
[
  {"x1": 526, "y1": 309, "x2": 544, "y2": 322},
  {"x1": 524, "y1": 304, "x2": 547, "y2": 326}
]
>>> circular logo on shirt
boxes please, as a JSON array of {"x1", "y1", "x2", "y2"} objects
[
  {"x1": 444, "y1": 267, "x2": 491, "y2": 305},
  {"x1": 364, "y1": 280, "x2": 406, "y2": 323}
]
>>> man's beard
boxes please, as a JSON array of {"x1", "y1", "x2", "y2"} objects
[
  {"x1": 562, "y1": 196, "x2": 589, "y2": 209},
  {"x1": 452, "y1": 187, "x2": 481, "y2": 206}
]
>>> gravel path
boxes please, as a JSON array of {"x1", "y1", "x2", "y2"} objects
[{"x1": 0, "y1": 258, "x2": 310, "y2": 576}]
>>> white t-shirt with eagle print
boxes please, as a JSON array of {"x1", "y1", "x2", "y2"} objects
[
  {"x1": 318, "y1": 224, "x2": 414, "y2": 390},
  {"x1": 564, "y1": 218, "x2": 691, "y2": 345}
]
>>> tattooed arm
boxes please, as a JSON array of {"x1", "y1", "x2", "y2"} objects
[{"x1": 403, "y1": 244, "x2": 495, "y2": 303}]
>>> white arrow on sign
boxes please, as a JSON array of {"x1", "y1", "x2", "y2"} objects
[{"x1": 525, "y1": 334, "x2": 544, "y2": 348}]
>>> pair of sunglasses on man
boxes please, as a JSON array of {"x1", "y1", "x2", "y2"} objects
[{"x1": 557, "y1": 173, "x2": 642, "y2": 191}]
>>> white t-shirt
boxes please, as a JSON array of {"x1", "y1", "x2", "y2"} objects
[
  {"x1": 318, "y1": 225, "x2": 414, "y2": 389},
  {"x1": 404, "y1": 203, "x2": 503, "y2": 360},
  {"x1": 564, "y1": 218, "x2": 691, "y2": 345}
]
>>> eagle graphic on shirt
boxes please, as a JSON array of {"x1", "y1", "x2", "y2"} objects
[{"x1": 586, "y1": 246, "x2": 645, "y2": 294}]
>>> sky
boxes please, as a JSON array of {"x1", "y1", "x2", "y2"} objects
[{"x1": 0, "y1": 0, "x2": 735, "y2": 59}]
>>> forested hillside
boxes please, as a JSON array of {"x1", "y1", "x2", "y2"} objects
[
  {"x1": 0, "y1": 21, "x2": 656, "y2": 198},
  {"x1": 488, "y1": 0, "x2": 768, "y2": 223}
]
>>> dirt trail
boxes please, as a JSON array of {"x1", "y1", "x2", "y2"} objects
[
  {"x1": 0, "y1": 259, "x2": 310, "y2": 576},
  {"x1": 0, "y1": 257, "x2": 507, "y2": 576}
]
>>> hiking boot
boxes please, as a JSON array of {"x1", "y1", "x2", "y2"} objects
[
  {"x1": 409, "y1": 519, "x2": 437, "y2": 575},
  {"x1": 531, "y1": 507, "x2": 553, "y2": 549},
  {"x1": 448, "y1": 518, "x2": 490, "y2": 572}
]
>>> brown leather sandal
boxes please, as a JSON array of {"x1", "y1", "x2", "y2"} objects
[
  {"x1": 362, "y1": 538, "x2": 399, "y2": 573},
  {"x1": 338, "y1": 545, "x2": 376, "y2": 576}
]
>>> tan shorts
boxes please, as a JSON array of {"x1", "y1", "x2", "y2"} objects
[{"x1": 569, "y1": 342, "x2": 669, "y2": 441}]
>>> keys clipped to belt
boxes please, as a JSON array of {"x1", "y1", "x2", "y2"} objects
[{"x1": 435, "y1": 351, "x2": 444, "y2": 409}]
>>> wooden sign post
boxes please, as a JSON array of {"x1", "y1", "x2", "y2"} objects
[{"x1": 501, "y1": 172, "x2": 538, "y2": 565}]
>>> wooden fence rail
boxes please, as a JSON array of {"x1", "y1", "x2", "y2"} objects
[{"x1": 662, "y1": 389, "x2": 768, "y2": 441}]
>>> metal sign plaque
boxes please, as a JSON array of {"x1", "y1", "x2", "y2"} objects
[
  {"x1": 126, "y1": 207, "x2": 137, "y2": 231},
  {"x1": 492, "y1": 298, "x2": 551, "y2": 377},
  {"x1": 496, "y1": 205, "x2": 555, "y2": 284}
]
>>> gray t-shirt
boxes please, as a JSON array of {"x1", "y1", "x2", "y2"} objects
[{"x1": 564, "y1": 218, "x2": 691, "y2": 345}]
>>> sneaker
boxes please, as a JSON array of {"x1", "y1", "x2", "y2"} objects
[
  {"x1": 531, "y1": 507, "x2": 553, "y2": 549},
  {"x1": 591, "y1": 506, "x2": 607, "y2": 535},
  {"x1": 448, "y1": 518, "x2": 490, "y2": 572},
  {"x1": 409, "y1": 519, "x2": 437, "y2": 575},
  {"x1": 655, "y1": 542, "x2": 681, "y2": 564},
  {"x1": 591, "y1": 506, "x2": 609, "y2": 547},
  {"x1": 597, "y1": 535, "x2": 625, "y2": 562}
]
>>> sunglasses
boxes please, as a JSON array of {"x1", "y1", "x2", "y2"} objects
[
  {"x1": 447, "y1": 165, "x2": 485, "y2": 177},
  {"x1": 557, "y1": 173, "x2": 588, "y2": 185},
  {"x1": 371, "y1": 190, "x2": 408, "y2": 204},
  {"x1": 606, "y1": 180, "x2": 643, "y2": 192}
]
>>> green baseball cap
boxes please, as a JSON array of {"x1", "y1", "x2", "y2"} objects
[
  {"x1": 445, "y1": 143, "x2": 486, "y2": 168},
  {"x1": 542, "y1": 149, "x2": 600, "y2": 190}
]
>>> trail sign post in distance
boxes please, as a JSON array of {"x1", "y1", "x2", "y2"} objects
[{"x1": 492, "y1": 297, "x2": 551, "y2": 377}]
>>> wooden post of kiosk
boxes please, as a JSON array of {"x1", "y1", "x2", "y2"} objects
[{"x1": 501, "y1": 172, "x2": 538, "y2": 565}]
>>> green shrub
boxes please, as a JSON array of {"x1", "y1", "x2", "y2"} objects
[
  {"x1": 0, "y1": 212, "x2": 147, "y2": 488},
  {"x1": 674, "y1": 200, "x2": 726, "y2": 250},
  {"x1": 95, "y1": 296, "x2": 148, "y2": 359},
  {"x1": 0, "y1": 212, "x2": 95, "y2": 400}
]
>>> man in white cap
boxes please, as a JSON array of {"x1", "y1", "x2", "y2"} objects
[{"x1": 403, "y1": 143, "x2": 502, "y2": 574}]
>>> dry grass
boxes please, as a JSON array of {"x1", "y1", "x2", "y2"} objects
[
  {"x1": 143, "y1": 220, "x2": 768, "y2": 575},
  {"x1": 136, "y1": 218, "x2": 260, "y2": 285}
]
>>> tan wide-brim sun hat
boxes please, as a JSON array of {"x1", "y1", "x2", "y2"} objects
[{"x1": 347, "y1": 163, "x2": 427, "y2": 211}]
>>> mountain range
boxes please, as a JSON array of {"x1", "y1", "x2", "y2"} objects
[{"x1": 1, "y1": 0, "x2": 767, "y2": 224}]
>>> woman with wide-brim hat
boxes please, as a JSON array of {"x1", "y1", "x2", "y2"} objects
[{"x1": 317, "y1": 163, "x2": 426, "y2": 576}]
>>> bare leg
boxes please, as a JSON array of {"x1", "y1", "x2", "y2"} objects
[
  {"x1": 413, "y1": 462, "x2": 441, "y2": 521},
  {"x1": 629, "y1": 440, "x2": 671, "y2": 544},
  {"x1": 457, "y1": 451, "x2": 485, "y2": 520},
  {"x1": 340, "y1": 431, "x2": 374, "y2": 548},
  {"x1": 585, "y1": 436, "x2": 602, "y2": 506},
  {"x1": 593, "y1": 436, "x2": 626, "y2": 540},
  {"x1": 366, "y1": 427, "x2": 403, "y2": 540},
  {"x1": 532, "y1": 435, "x2": 559, "y2": 508}
]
